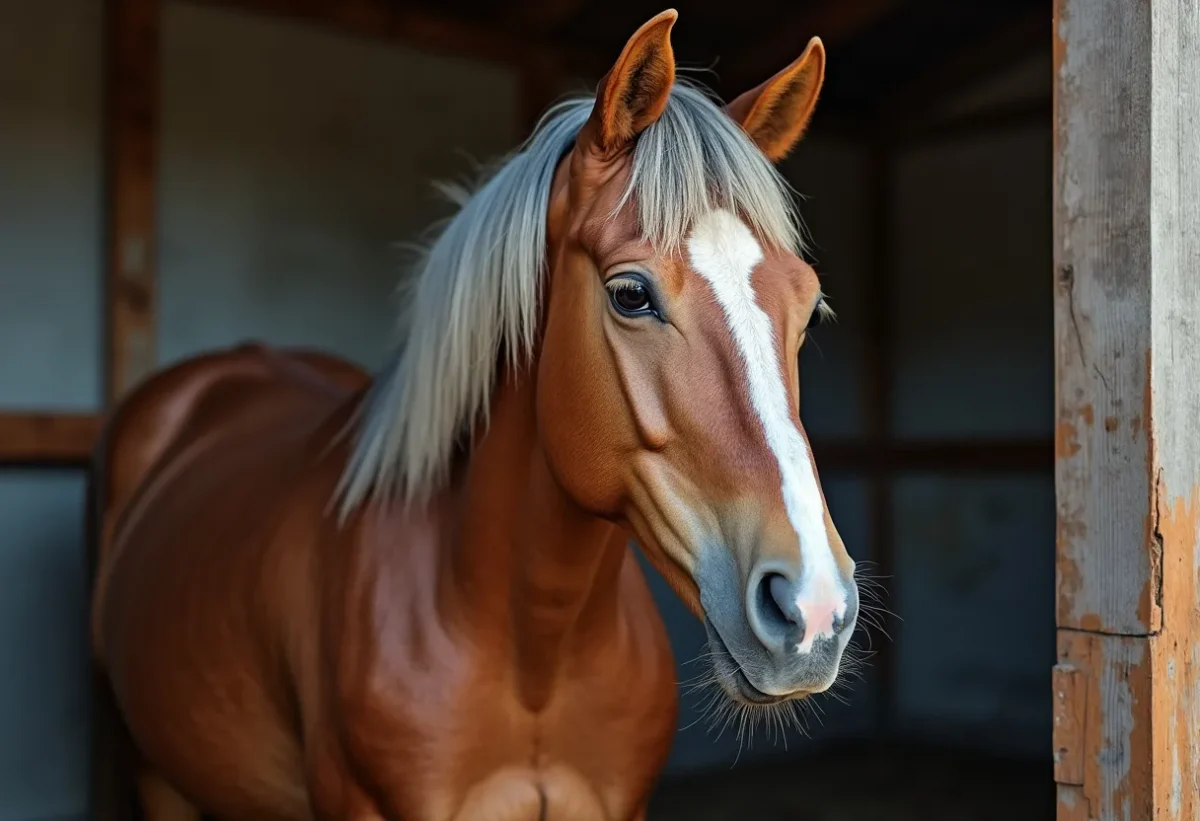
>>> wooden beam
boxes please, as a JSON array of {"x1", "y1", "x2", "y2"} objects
[
  {"x1": 105, "y1": 0, "x2": 160, "y2": 402},
  {"x1": 722, "y1": 0, "x2": 898, "y2": 92},
  {"x1": 190, "y1": 0, "x2": 608, "y2": 80},
  {"x1": 0, "y1": 413, "x2": 103, "y2": 467},
  {"x1": 878, "y1": 6, "x2": 1048, "y2": 131},
  {"x1": 1053, "y1": 0, "x2": 1200, "y2": 817},
  {"x1": 97, "y1": 3, "x2": 159, "y2": 816}
]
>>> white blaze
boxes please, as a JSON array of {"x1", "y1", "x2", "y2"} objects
[{"x1": 687, "y1": 208, "x2": 846, "y2": 654}]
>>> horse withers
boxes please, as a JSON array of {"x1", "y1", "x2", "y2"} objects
[{"x1": 91, "y1": 10, "x2": 860, "y2": 820}]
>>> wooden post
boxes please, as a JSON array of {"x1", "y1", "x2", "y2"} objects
[
  {"x1": 1053, "y1": 0, "x2": 1200, "y2": 818},
  {"x1": 95, "y1": 4, "x2": 160, "y2": 818},
  {"x1": 105, "y1": 0, "x2": 160, "y2": 403}
]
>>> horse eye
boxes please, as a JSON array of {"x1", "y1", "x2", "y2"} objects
[{"x1": 608, "y1": 278, "x2": 654, "y2": 316}]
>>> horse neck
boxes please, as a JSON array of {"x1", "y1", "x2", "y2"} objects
[{"x1": 442, "y1": 367, "x2": 628, "y2": 710}]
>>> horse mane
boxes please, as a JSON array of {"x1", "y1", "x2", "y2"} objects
[{"x1": 336, "y1": 80, "x2": 808, "y2": 516}]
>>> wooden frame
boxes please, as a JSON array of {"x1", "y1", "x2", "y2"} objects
[{"x1": 1052, "y1": 0, "x2": 1200, "y2": 817}]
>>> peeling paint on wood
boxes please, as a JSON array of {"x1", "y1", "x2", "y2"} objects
[
  {"x1": 1054, "y1": 0, "x2": 1200, "y2": 818},
  {"x1": 1056, "y1": 631, "x2": 1153, "y2": 821},
  {"x1": 1057, "y1": 784, "x2": 1088, "y2": 821},
  {"x1": 1052, "y1": 661, "x2": 1086, "y2": 785},
  {"x1": 1150, "y1": 485, "x2": 1200, "y2": 821},
  {"x1": 1053, "y1": 0, "x2": 1156, "y2": 636}
]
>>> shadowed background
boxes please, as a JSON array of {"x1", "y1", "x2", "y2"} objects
[{"x1": 0, "y1": 0, "x2": 1052, "y2": 818}]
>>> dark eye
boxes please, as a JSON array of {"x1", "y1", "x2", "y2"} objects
[{"x1": 606, "y1": 275, "x2": 658, "y2": 318}]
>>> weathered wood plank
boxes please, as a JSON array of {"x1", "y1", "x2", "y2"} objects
[
  {"x1": 105, "y1": 0, "x2": 160, "y2": 402},
  {"x1": 1054, "y1": 0, "x2": 1200, "y2": 818},
  {"x1": 1052, "y1": 659, "x2": 1086, "y2": 786},
  {"x1": 1055, "y1": 631, "x2": 1154, "y2": 821},
  {"x1": 0, "y1": 413, "x2": 103, "y2": 466},
  {"x1": 1149, "y1": 483, "x2": 1200, "y2": 820},
  {"x1": 1057, "y1": 785, "x2": 1088, "y2": 821},
  {"x1": 1054, "y1": 0, "x2": 1155, "y2": 634},
  {"x1": 1145, "y1": 1, "x2": 1200, "y2": 811}
]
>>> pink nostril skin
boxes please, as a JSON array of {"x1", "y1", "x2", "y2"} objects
[
  {"x1": 793, "y1": 575, "x2": 846, "y2": 654},
  {"x1": 755, "y1": 568, "x2": 849, "y2": 656}
]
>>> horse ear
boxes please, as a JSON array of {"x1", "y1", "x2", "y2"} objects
[
  {"x1": 726, "y1": 36, "x2": 825, "y2": 163},
  {"x1": 585, "y1": 9, "x2": 677, "y2": 153}
]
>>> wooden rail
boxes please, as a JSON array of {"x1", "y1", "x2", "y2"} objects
[{"x1": 0, "y1": 413, "x2": 104, "y2": 467}]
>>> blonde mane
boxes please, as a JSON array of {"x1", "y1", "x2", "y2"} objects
[{"x1": 337, "y1": 81, "x2": 808, "y2": 515}]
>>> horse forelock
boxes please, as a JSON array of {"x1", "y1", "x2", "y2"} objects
[{"x1": 336, "y1": 80, "x2": 808, "y2": 518}]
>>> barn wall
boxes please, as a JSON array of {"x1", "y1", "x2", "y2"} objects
[
  {"x1": 889, "y1": 51, "x2": 1053, "y2": 758},
  {"x1": 0, "y1": 2, "x2": 101, "y2": 819},
  {"x1": 0, "y1": 0, "x2": 102, "y2": 412},
  {"x1": 0, "y1": 2, "x2": 1054, "y2": 814},
  {"x1": 157, "y1": 3, "x2": 522, "y2": 370}
]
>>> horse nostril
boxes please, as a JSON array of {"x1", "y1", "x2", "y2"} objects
[
  {"x1": 767, "y1": 573, "x2": 804, "y2": 629},
  {"x1": 747, "y1": 565, "x2": 851, "y2": 657},
  {"x1": 755, "y1": 572, "x2": 804, "y2": 638}
]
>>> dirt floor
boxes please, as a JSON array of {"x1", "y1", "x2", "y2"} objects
[{"x1": 646, "y1": 741, "x2": 1054, "y2": 821}]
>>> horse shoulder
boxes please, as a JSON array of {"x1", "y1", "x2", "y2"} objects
[{"x1": 299, "y1": 502, "x2": 466, "y2": 820}]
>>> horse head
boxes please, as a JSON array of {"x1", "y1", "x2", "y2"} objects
[{"x1": 534, "y1": 11, "x2": 859, "y2": 705}]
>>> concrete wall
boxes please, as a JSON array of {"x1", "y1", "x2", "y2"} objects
[
  {"x1": 157, "y1": 3, "x2": 521, "y2": 369},
  {"x1": 0, "y1": 0, "x2": 102, "y2": 412},
  {"x1": 0, "y1": 2, "x2": 101, "y2": 819}
]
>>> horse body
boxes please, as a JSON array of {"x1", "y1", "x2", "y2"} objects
[
  {"x1": 93, "y1": 346, "x2": 677, "y2": 820},
  {"x1": 92, "y1": 11, "x2": 862, "y2": 820}
]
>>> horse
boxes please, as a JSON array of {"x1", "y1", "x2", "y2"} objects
[{"x1": 89, "y1": 10, "x2": 860, "y2": 820}]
